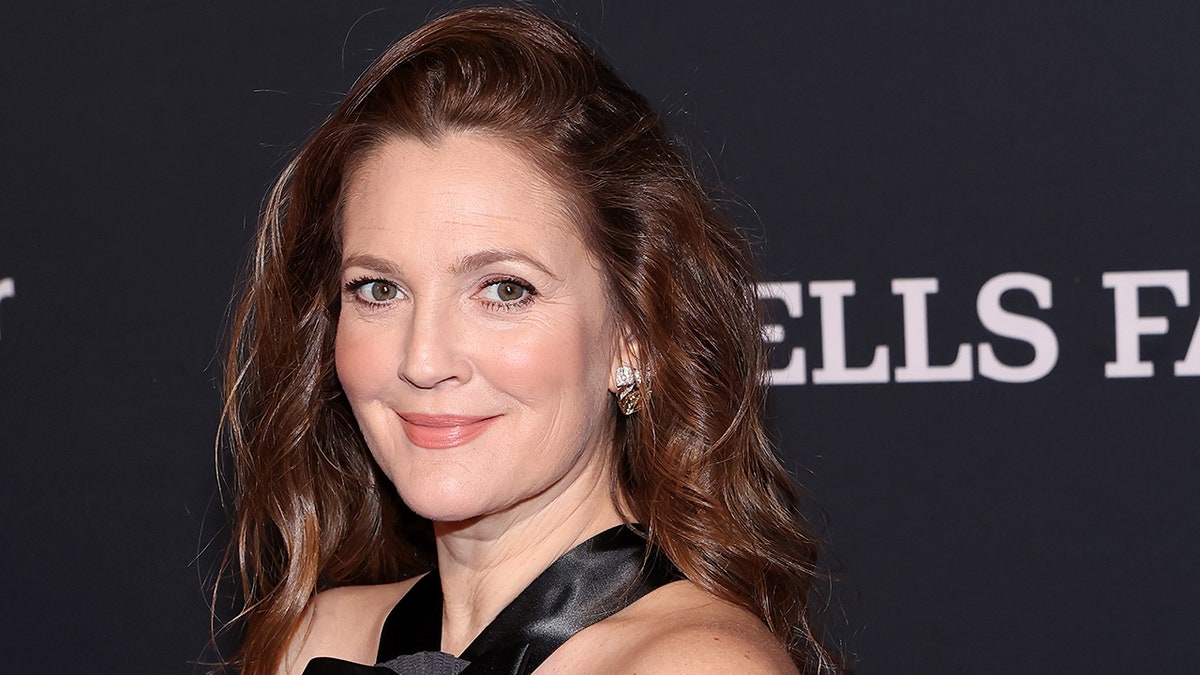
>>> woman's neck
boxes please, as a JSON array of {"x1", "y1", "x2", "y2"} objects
[{"x1": 431, "y1": 458, "x2": 624, "y2": 655}]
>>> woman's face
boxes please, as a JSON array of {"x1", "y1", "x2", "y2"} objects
[{"x1": 335, "y1": 133, "x2": 623, "y2": 524}]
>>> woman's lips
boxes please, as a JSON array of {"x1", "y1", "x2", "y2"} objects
[{"x1": 397, "y1": 413, "x2": 499, "y2": 449}]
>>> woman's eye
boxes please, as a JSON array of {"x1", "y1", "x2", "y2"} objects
[
  {"x1": 482, "y1": 279, "x2": 530, "y2": 303},
  {"x1": 357, "y1": 281, "x2": 400, "y2": 302}
]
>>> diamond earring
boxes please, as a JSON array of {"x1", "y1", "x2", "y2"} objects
[{"x1": 614, "y1": 365, "x2": 643, "y2": 415}]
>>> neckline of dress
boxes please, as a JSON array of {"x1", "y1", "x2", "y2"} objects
[{"x1": 373, "y1": 523, "x2": 680, "y2": 673}]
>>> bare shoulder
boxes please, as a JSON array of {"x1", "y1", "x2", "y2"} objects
[
  {"x1": 539, "y1": 580, "x2": 798, "y2": 674},
  {"x1": 277, "y1": 577, "x2": 420, "y2": 675}
]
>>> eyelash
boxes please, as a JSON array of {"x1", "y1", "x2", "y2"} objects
[
  {"x1": 478, "y1": 276, "x2": 538, "y2": 312},
  {"x1": 344, "y1": 277, "x2": 401, "y2": 308},
  {"x1": 341, "y1": 276, "x2": 538, "y2": 312}
]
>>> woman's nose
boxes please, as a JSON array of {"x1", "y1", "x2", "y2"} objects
[{"x1": 398, "y1": 298, "x2": 469, "y2": 389}]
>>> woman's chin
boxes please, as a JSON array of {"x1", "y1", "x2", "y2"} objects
[{"x1": 398, "y1": 483, "x2": 498, "y2": 524}]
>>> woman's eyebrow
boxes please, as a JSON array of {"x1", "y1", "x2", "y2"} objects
[
  {"x1": 341, "y1": 253, "x2": 404, "y2": 277},
  {"x1": 451, "y1": 248, "x2": 561, "y2": 281}
]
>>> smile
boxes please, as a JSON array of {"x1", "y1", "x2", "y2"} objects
[{"x1": 397, "y1": 413, "x2": 500, "y2": 449}]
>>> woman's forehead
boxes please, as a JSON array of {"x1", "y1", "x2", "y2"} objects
[{"x1": 339, "y1": 134, "x2": 598, "y2": 273}]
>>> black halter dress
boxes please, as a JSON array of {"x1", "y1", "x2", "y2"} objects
[{"x1": 302, "y1": 525, "x2": 680, "y2": 675}]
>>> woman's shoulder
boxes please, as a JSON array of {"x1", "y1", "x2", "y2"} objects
[
  {"x1": 539, "y1": 579, "x2": 798, "y2": 674},
  {"x1": 277, "y1": 577, "x2": 421, "y2": 675}
]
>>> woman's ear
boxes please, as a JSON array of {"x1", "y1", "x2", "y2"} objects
[
  {"x1": 607, "y1": 325, "x2": 642, "y2": 393},
  {"x1": 608, "y1": 327, "x2": 647, "y2": 415}
]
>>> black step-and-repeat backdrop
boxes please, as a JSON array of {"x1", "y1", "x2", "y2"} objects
[{"x1": 1, "y1": 2, "x2": 1196, "y2": 673}]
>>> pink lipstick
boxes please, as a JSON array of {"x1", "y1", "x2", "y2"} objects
[{"x1": 398, "y1": 413, "x2": 499, "y2": 449}]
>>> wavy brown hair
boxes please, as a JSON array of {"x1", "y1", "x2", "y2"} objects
[{"x1": 220, "y1": 6, "x2": 844, "y2": 674}]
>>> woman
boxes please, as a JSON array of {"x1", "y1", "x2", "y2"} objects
[{"x1": 221, "y1": 6, "x2": 843, "y2": 675}]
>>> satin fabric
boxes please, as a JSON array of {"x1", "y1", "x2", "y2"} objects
[{"x1": 302, "y1": 525, "x2": 680, "y2": 675}]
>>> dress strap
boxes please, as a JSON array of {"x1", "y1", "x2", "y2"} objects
[
  {"x1": 376, "y1": 571, "x2": 443, "y2": 660},
  {"x1": 304, "y1": 525, "x2": 679, "y2": 675},
  {"x1": 371, "y1": 524, "x2": 679, "y2": 674}
]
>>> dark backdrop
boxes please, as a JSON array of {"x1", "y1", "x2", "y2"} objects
[{"x1": 1, "y1": 2, "x2": 1196, "y2": 673}]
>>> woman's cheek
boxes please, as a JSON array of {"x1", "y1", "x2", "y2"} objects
[
  {"x1": 335, "y1": 319, "x2": 391, "y2": 400},
  {"x1": 490, "y1": 322, "x2": 582, "y2": 395}
]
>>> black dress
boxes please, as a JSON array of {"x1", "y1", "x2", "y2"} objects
[{"x1": 303, "y1": 525, "x2": 679, "y2": 675}]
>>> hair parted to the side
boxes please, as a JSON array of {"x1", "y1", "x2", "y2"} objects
[{"x1": 220, "y1": 6, "x2": 845, "y2": 674}]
